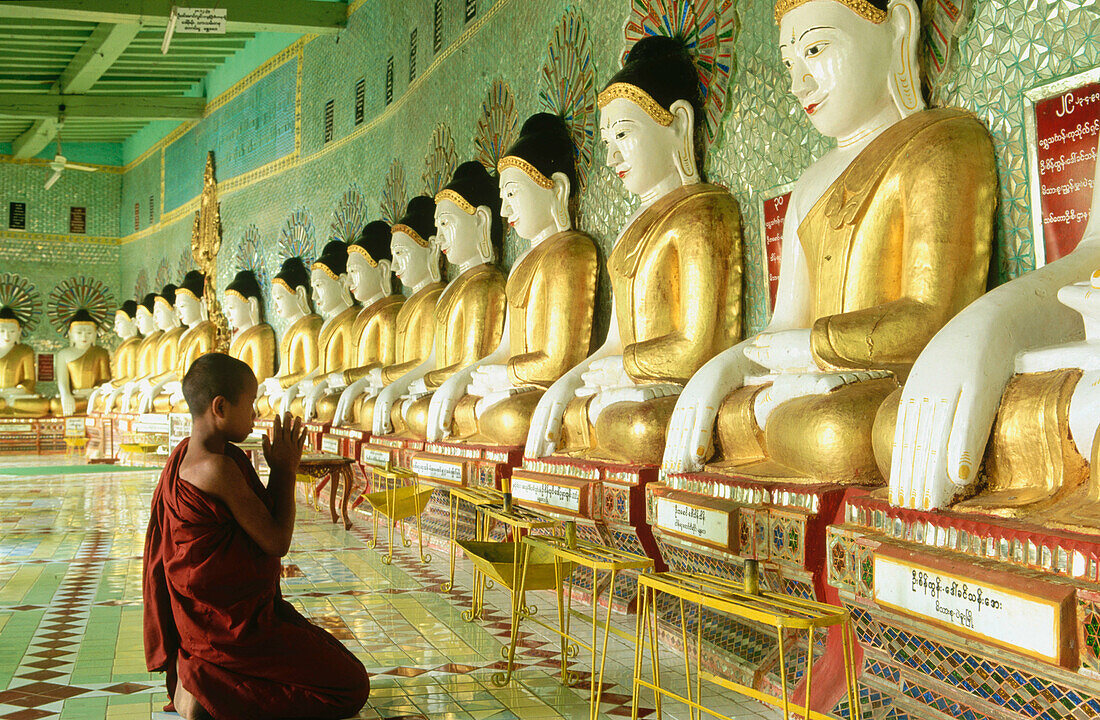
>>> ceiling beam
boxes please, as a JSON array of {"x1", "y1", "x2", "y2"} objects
[
  {"x1": 12, "y1": 22, "x2": 142, "y2": 157},
  {"x1": 0, "y1": 0, "x2": 347, "y2": 34},
  {"x1": 0, "y1": 93, "x2": 204, "y2": 120}
]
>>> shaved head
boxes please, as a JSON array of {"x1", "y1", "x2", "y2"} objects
[{"x1": 182, "y1": 353, "x2": 256, "y2": 417}]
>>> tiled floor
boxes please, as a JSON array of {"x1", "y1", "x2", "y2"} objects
[{"x1": 0, "y1": 454, "x2": 782, "y2": 719}]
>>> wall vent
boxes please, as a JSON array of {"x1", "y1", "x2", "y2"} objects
[
  {"x1": 324, "y1": 99, "x2": 334, "y2": 144},
  {"x1": 465, "y1": 0, "x2": 476, "y2": 23},
  {"x1": 409, "y1": 28, "x2": 418, "y2": 82},
  {"x1": 355, "y1": 78, "x2": 365, "y2": 125},
  {"x1": 433, "y1": 0, "x2": 443, "y2": 54},
  {"x1": 385, "y1": 56, "x2": 394, "y2": 105}
]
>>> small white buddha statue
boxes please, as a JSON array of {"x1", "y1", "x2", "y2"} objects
[
  {"x1": 54, "y1": 310, "x2": 111, "y2": 416},
  {"x1": 256, "y1": 258, "x2": 322, "y2": 418}
]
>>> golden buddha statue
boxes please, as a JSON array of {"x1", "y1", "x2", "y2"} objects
[
  {"x1": 140, "y1": 271, "x2": 216, "y2": 413},
  {"x1": 89, "y1": 300, "x2": 143, "y2": 412},
  {"x1": 104, "y1": 294, "x2": 160, "y2": 413},
  {"x1": 661, "y1": 0, "x2": 996, "y2": 484},
  {"x1": 526, "y1": 37, "x2": 743, "y2": 466},
  {"x1": 223, "y1": 270, "x2": 275, "y2": 386},
  {"x1": 332, "y1": 197, "x2": 445, "y2": 429},
  {"x1": 283, "y1": 241, "x2": 358, "y2": 417},
  {"x1": 0, "y1": 306, "x2": 46, "y2": 416},
  {"x1": 51, "y1": 310, "x2": 111, "y2": 416},
  {"x1": 257, "y1": 258, "x2": 322, "y2": 418},
  {"x1": 121, "y1": 285, "x2": 184, "y2": 412},
  {"x1": 372, "y1": 163, "x2": 507, "y2": 438},
  {"x1": 306, "y1": 220, "x2": 403, "y2": 423},
  {"x1": 426, "y1": 113, "x2": 598, "y2": 447}
]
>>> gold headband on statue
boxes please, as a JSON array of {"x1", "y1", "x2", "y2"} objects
[
  {"x1": 497, "y1": 156, "x2": 554, "y2": 189},
  {"x1": 225, "y1": 288, "x2": 249, "y2": 302},
  {"x1": 272, "y1": 277, "x2": 297, "y2": 295},
  {"x1": 774, "y1": 0, "x2": 887, "y2": 24},
  {"x1": 310, "y1": 261, "x2": 341, "y2": 281},
  {"x1": 597, "y1": 83, "x2": 674, "y2": 126},
  {"x1": 434, "y1": 189, "x2": 477, "y2": 215},
  {"x1": 348, "y1": 243, "x2": 379, "y2": 267},
  {"x1": 176, "y1": 287, "x2": 200, "y2": 301},
  {"x1": 391, "y1": 223, "x2": 430, "y2": 247},
  {"x1": 154, "y1": 296, "x2": 174, "y2": 309}
]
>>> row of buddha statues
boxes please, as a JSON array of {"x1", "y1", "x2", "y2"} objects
[{"x1": 3, "y1": 0, "x2": 1099, "y2": 524}]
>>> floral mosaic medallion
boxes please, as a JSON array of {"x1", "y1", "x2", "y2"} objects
[
  {"x1": 47, "y1": 277, "x2": 115, "y2": 336},
  {"x1": 279, "y1": 208, "x2": 317, "y2": 262},
  {"x1": 421, "y1": 124, "x2": 458, "y2": 197},
  {"x1": 236, "y1": 225, "x2": 268, "y2": 288},
  {"x1": 539, "y1": 9, "x2": 598, "y2": 192},
  {"x1": 473, "y1": 79, "x2": 519, "y2": 172},
  {"x1": 380, "y1": 160, "x2": 408, "y2": 225},
  {"x1": 331, "y1": 186, "x2": 368, "y2": 243},
  {"x1": 0, "y1": 273, "x2": 42, "y2": 333}
]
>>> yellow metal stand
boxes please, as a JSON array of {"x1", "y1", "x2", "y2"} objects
[
  {"x1": 63, "y1": 436, "x2": 88, "y2": 457},
  {"x1": 445, "y1": 485, "x2": 502, "y2": 595},
  {"x1": 519, "y1": 533, "x2": 655, "y2": 720},
  {"x1": 631, "y1": 568, "x2": 860, "y2": 720},
  {"x1": 362, "y1": 465, "x2": 434, "y2": 565},
  {"x1": 457, "y1": 502, "x2": 558, "y2": 685}
]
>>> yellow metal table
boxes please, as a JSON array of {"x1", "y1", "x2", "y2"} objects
[
  {"x1": 444, "y1": 484, "x2": 503, "y2": 593},
  {"x1": 631, "y1": 569, "x2": 860, "y2": 720},
  {"x1": 519, "y1": 533, "x2": 655, "y2": 719},
  {"x1": 361, "y1": 465, "x2": 434, "y2": 565}
]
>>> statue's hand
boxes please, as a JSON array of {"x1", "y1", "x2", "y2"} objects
[
  {"x1": 742, "y1": 329, "x2": 815, "y2": 373},
  {"x1": 325, "y1": 371, "x2": 346, "y2": 391},
  {"x1": 408, "y1": 377, "x2": 428, "y2": 395},
  {"x1": 590, "y1": 383, "x2": 682, "y2": 422},
  {"x1": 469, "y1": 364, "x2": 510, "y2": 396},
  {"x1": 662, "y1": 349, "x2": 753, "y2": 475},
  {"x1": 579, "y1": 355, "x2": 629, "y2": 392},
  {"x1": 372, "y1": 384, "x2": 401, "y2": 436},
  {"x1": 889, "y1": 320, "x2": 1014, "y2": 511},
  {"x1": 60, "y1": 394, "x2": 75, "y2": 416},
  {"x1": 526, "y1": 369, "x2": 585, "y2": 458},
  {"x1": 260, "y1": 377, "x2": 281, "y2": 397},
  {"x1": 334, "y1": 378, "x2": 370, "y2": 427},
  {"x1": 367, "y1": 367, "x2": 384, "y2": 388},
  {"x1": 427, "y1": 371, "x2": 471, "y2": 442}
]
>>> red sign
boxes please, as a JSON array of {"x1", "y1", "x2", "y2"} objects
[
  {"x1": 37, "y1": 353, "x2": 54, "y2": 382},
  {"x1": 762, "y1": 191, "x2": 791, "y2": 311},
  {"x1": 1034, "y1": 81, "x2": 1100, "y2": 263}
]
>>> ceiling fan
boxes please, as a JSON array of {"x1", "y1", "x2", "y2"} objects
[{"x1": 45, "y1": 120, "x2": 96, "y2": 190}]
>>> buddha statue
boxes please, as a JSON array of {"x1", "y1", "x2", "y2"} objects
[
  {"x1": 332, "y1": 197, "x2": 445, "y2": 429},
  {"x1": 102, "y1": 294, "x2": 160, "y2": 413},
  {"x1": 884, "y1": 136, "x2": 1100, "y2": 513},
  {"x1": 661, "y1": 0, "x2": 996, "y2": 484},
  {"x1": 304, "y1": 220, "x2": 404, "y2": 423},
  {"x1": 52, "y1": 310, "x2": 111, "y2": 416},
  {"x1": 257, "y1": 258, "x2": 322, "y2": 418},
  {"x1": 89, "y1": 300, "x2": 142, "y2": 412},
  {"x1": 372, "y1": 162, "x2": 507, "y2": 437},
  {"x1": 525, "y1": 36, "x2": 742, "y2": 465},
  {"x1": 139, "y1": 271, "x2": 216, "y2": 413},
  {"x1": 282, "y1": 241, "x2": 358, "y2": 417},
  {"x1": 223, "y1": 269, "x2": 276, "y2": 387},
  {"x1": 119, "y1": 284, "x2": 184, "y2": 412},
  {"x1": 0, "y1": 307, "x2": 45, "y2": 416},
  {"x1": 425, "y1": 113, "x2": 598, "y2": 446}
]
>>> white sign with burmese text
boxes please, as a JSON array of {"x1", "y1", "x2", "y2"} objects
[
  {"x1": 655, "y1": 498, "x2": 728, "y2": 546},
  {"x1": 511, "y1": 477, "x2": 580, "y2": 512},
  {"x1": 411, "y1": 457, "x2": 463, "y2": 484},
  {"x1": 873, "y1": 555, "x2": 1059, "y2": 660}
]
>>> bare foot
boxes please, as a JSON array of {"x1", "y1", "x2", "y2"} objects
[{"x1": 173, "y1": 658, "x2": 212, "y2": 720}]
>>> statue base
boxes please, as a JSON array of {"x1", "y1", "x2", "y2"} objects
[
  {"x1": 827, "y1": 492, "x2": 1100, "y2": 720},
  {"x1": 0, "y1": 416, "x2": 67, "y2": 454}
]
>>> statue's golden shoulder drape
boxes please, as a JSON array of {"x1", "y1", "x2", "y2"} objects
[
  {"x1": 111, "y1": 336, "x2": 142, "y2": 382},
  {"x1": 0, "y1": 344, "x2": 36, "y2": 393},
  {"x1": 343, "y1": 295, "x2": 405, "y2": 383},
  {"x1": 154, "y1": 327, "x2": 186, "y2": 375},
  {"x1": 136, "y1": 331, "x2": 162, "y2": 377},
  {"x1": 802, "y1": 108, "x2": 997, "y2": 376},
  {"x1": 608, "y1": 182, "x2": 742, "y2": 384},
  {"x1": 229, "y1": 323, "x2": 276, "y2": 382},
  {"x1": 425, "y1": 264, "x2": 507, "y2": 388},
  {"x1": 68, "y1": 345, "x2": 111, "y2": 389},
  {"x1": 316, "y1": 305, "x2": 358, "y2": 374},
  {"x1": 505, "y1": 230, "x2": 598, "y2": 388},
  {"x1": 382, "y1": 282, "x2": 445, "y2": 384},
  {"x1": 277, "y1": 314, "x2": 322, "y2": 388},
  {"x1": 178, "y1": 320, "x2": 216, "y2": 375}
]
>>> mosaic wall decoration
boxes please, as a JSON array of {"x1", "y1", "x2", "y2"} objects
[
  {"x1": 330, "y1": 186, "x2": 368, "y2": 243},
  {"x1": 622, "y1": 0, "x2": 738, "y2": 144},
  {"x1": 380, "y1": 160, "x2": 408, "y2": 225},
  {"x1": 278, "y1": 208, "x2": 317, "y2": 263},
  {"x1": 235, "y1": 224, "x2": 268, "y2": 289},
  {"x1": 538, "y1": 8, "x2": 597, "y2": 192},
  {"x1": 422, "y1": 123, "x2": 459, "y2": 196},
  {"x1": 0, "y1": 272, "x2": 41, "y2": 332},
  {"x1": 133, "y1": 268, "x2": 149, "y2": 299},
  {"x1": 163, "y1": 58, "x2": 297, "y2": 213},
  {"x1": 153, "y1": 257, "x2": 172, "y2": 291},
  {"x1": 473, "y1": 79, "x2": 519, "y2": 172},
  {"x1": 46, "y1": 277, "x2": 115, "y2": 336}
]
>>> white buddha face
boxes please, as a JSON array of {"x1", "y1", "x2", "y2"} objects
[
  {"x1": 600, "y1": 97, "x2": 683, "y2": 198},
  {"x1": 499, "y1": 166, "x2": 556, "y2": 241},
  {"x1": 310, "y1": 267, "x2": 345, "y2": 315},
  {"x1": 223, "y1": 292, "x2": 252, "y2": 332},
  {"x1": 135, "y1": 306, "x2": 156, "y2": 335},
  {"x1": 69, "y1": 321, "x2": 96, "y2": 351},
  {"x1": 153, "y1": 298, "x2": 179, "y2": 331},
  {"x1": 114, "y1": 311, "x2": 136, "y2": 339},
  {"x1": 174, "y1": 292, "x2": 203, "y2": 326},
  {"x1": 347, "y1": 251, "x2": 382, "y2": 302},
  {"x1": 271, "y1": 282, "x2": 301, "y2": 321},
  {"x1": 435, "y1": 199, "x2": 484, "y2": 268},
  {"x1": 0, "y1": 319, "x2": 21, "y2": 353},
  {"x1": 779, "y1": 0, "x2": 896, "y2": 140},
  {"x1": 391, "y1": 231, "x2": 431, "y2": 289}
]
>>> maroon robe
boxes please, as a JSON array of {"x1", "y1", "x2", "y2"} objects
[{"x1": 143, "y1": 438, "x2": 369, "y2": 719}]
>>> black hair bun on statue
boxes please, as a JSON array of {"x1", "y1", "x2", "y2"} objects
[
  {"x1": 118, "y1": 300, "x2": 138, "y2": 319},
  {"x1": 274, "y1": 257, "x2": 311, "y2": 291},
  {"x1": 437, "y1": 161, "x2": 503, "y2": 256},
  {"x1": 226, "y1": 270, "x2": 263, "y2": 301},
  {"x1": 141, "y1": 293, "x2": 157, "y2": 312},
  {"x1": 158, "y1": 284, "x2": 178, "y2": 306},
  {"x1": 314, "y1": 240, "x2": 349, "y2": 276},
  {"x1": 67, "y1": 308, "x2": 96, "y2": 327},
  {"x1": 179, "y1": 270, "x2": 205, "y2": 299},
  {"x1": 351, "y1": 220, "x2": 393, "y2": 264},
  {"x1": 606, "y1": 35, "x2": 702, "y2": 119},
  {"x1": 395, "y1": 196, "x2": 438, "y2": 247},
  {"x1": 501, "y1": 112, "x2": 577, "y2": 192}
]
